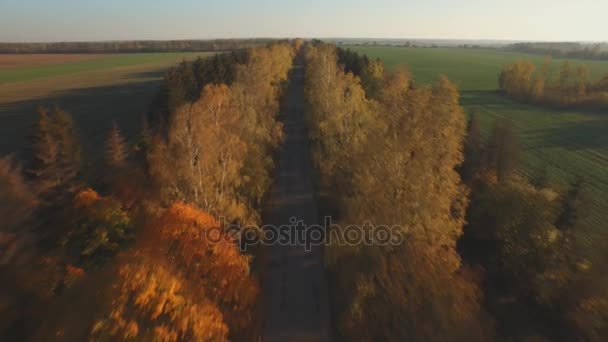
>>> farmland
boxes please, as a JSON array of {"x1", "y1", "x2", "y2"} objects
[
  {"x1": 348, "y1": 46, "x2": 608, "y2": 232},
  {"x1": 0, "y1": 52, "x2": 213, "y2": 156}
]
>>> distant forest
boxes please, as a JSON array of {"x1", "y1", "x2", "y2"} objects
[
  {"x1": 506, "y1": 42, "x2": 608, "y2": 60},
  {"x1": 0, "y1": 39, "x2": 280, "y2": 54}
]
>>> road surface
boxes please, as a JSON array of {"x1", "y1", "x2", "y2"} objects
[{"x1": 261, "y1": 54, "x2": 331, "y2": 342}]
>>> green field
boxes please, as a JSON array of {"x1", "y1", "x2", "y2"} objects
[
  {"x1": 348, "y1": 46, "x2": 608, "y2": 231},
  {"x1": 0, "y1": 52, "x2": 209, "y2": 84},
  {"x1": 349, "y1": 46, "x2": 608, "y2": 91},
  {"x1": 0, "y1": 52, "x2": 213, "y2": 157}
]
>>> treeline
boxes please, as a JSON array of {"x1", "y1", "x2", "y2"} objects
[
  {"x1": 499, "y1": 58, "x2": 608, "y2": 108},
  {"x1": 460, "y1": 113, "x2": 608, "y2": 341},
  {"x1": 305, "y1": 42, "x2": 492, "y2": 341},
  {"x1": 336, "y1": 47, "x2": 384, "y2": 97},
  {"x1": 506, "y1": 42, "x2": 608, "y2": 60},
  {"x1": 305, "y1": 43, "x2": 608, "y2": 341},
  {"x1": 0, "y1": 38, "x2": 278, "y2": 54},
  {"x1": 0, "y1": 41, "x2": 298, "y2": 341}
]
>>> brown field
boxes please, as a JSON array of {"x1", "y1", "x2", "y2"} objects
[{"x1": 0, "y1": 54, "x2": 107, "y2": 69}]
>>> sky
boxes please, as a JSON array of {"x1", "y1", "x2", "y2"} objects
[{"x1": 0, "y1": 0, "x2": 606, "y2": 42}]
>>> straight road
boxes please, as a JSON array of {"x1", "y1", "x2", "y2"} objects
[{"x1": 261, "y1": 54, "x2": 331, "y2": 342}]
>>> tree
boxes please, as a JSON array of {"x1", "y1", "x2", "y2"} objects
[
  {"x1": 51, "y1": 107, "x2": 83, "y2": 193},
  {"x1": 104, "y1": 121, "x2": 128, "y2": 170},
  {"x1": 33, "y1": 203, "x2": 257, "y2": 341},
  {"x1": 575, "y1": 65, "x2": 589, "y2": 100},
  {"x1": 0, "y1": 156, "x2": 37, "y2": 233},
  {"x1": 486, "y1": 119, "x2": 519, "y2": 182},
  {"x1": 559, "y1": 60, "x2": 573, "y2": 103},
  {"x1": 28, "y1": 107, "x2": 83, "y2": 202},
  {"x1": 307, "y1": 44, "x2": 491, "y2": 340},
  {"x1": 498, "y1": 60, "x2": 535, "y2": 100},
  {"x1": 461, "y1": 113, "x2": 484, "y2": 184},
  {"x1": 91, "y1": 254, "x2": 229, "y2": 342},
  {"x1": 361, "y1": 57, "x2": 384, "y2": 98},
  {"x1": 64, "y1": 188, "x2": 133, "y2": 268},
  {"x1": 0, "y1": 156, "x2": 38, "y2": 270},
  {"x1": 146, "y1": 202, "x2": 259, "y2": 336},
  {"x1": 149, "y1": 84, "x2": 250, "y2": 223},
  {"x1": 556, "y1": 177, "x2": 586, "y2": 231},
  {"x1": 28, "y1": 107, "x2": 60, "y2": 199}
]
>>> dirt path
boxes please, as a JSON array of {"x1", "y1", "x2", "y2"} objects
[{"x1": 261, "y1": 55, "x2": 331, "y2": 342}]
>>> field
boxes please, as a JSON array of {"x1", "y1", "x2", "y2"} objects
[
  {"x1": 348, "y1": 46, "x2": 608, "y2": 232},
  {"x1": 0, "y1": 52, "x2": 212, "y2": 156}
]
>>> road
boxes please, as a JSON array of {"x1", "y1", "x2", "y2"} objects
[{"x1": 261, "y1": 54, "x2": 331, "y2": 342}]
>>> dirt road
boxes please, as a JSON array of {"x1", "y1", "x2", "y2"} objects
[{"x1": 261, "y1": 55, "x2": 331, "y2": 342}]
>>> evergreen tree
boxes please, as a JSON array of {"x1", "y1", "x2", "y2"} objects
[
  {"x1": 51, "y1": 107, "x2": 82, "y2": 191},
  {"x1": 28, "y1": 107, "x2": 60, "y2": 199},
  {"x1": 28, "y1": 106, "x2": 83, "y2": 201},
  {"x1": 104, "y1": 121, "x2": 128, "y2": 170}
]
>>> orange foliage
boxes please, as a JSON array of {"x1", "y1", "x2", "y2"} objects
[
  {"x1": 148, "y1": 202, "x2": 259, "y2": 332},
  {"x1": 74, "y1": 187, "x2": 100, "y2": 208},
  {"x1": 92, "y1": 253, "x2": 229, "y2": 341}
]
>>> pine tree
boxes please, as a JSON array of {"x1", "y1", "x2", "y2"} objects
[
  {"x1": 105, "y1": 121, "x2": 128, "y2": 170},
  {"x1": 51, "y1": 107, "x2": 82, "y2": 191},
  {"x1": 28, "y1": 107, "x2": 60, "y2": 198},
  {"x1": 28, "y1": 106, "x2": 83, "y2": 201}
]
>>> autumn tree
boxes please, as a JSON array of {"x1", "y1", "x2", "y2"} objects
[
  {"x1": 91, "y1": 254, "x2": 229, "y2": 342},
  {"x1": 32, "y1": 202, "x2": 257, "y2": 341},
  {"x1": 306, "y1": 43, "x2": 491, "y2": 340},
  {"x1": 149, "y1": 84, "x2": 251, "y2": 223},
  {"x1": 149, "y1": 42, "x2": 295, "y2": 223},
  {"x1": 147, "y1": 203, "x2": 259, "y2": 334},
  {"x1": 499, "y1": 60, "x2": 536, "y2": 100},
  {"x1": 304, "y1": 44, "x2": 378, "y2": 195},
  {"x1": 498, "y1": 58, "x2": 608, "y2": 108}
]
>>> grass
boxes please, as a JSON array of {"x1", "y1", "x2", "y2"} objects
[
  {"x1": 0, "y1": 52, "x2": 213, "y2": 157},
  {"x1": 347, "y1": 46, "x2": 608, "y2": 231}
]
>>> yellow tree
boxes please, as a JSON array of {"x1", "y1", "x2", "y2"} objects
[
  {"x1": 149, "y1": 84, "x2": 250, "y2": 223},
  {"x1": 306, "y1": 44, "x2": 491, "y2": 340}
]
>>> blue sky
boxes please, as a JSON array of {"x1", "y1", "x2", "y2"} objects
[{"x1": 0, "y1": 0, "x2": 606, "y2": 42}]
